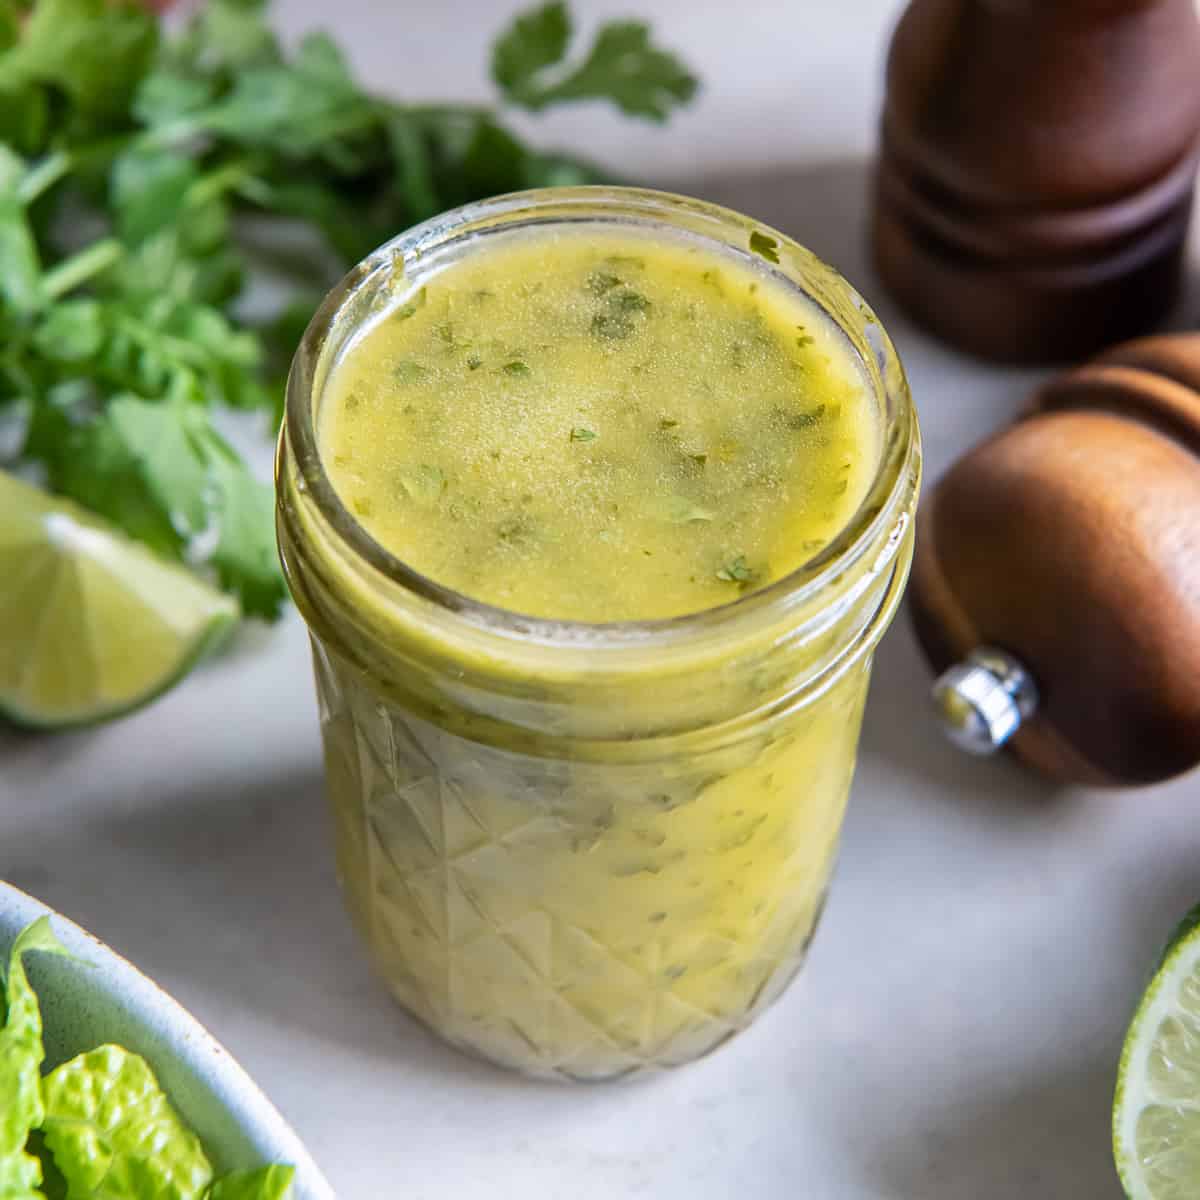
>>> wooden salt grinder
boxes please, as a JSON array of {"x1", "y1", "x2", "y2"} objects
[
  {"x1": 873, "y1": 0, "x2": 1200, "y2": 363},
  {"x1": 911, "y1": 333, "x2": 1200, "y2": 786}
]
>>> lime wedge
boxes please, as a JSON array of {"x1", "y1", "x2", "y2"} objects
[
  {"x1": 0, "y1": 471, "x2": 238, "y2": 728},
  {"x1": 1114, "y1": 905, "x2": 1200, "y2": 1199}
]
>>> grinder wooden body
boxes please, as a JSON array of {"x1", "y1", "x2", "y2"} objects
[
  {"x1": 873, "y1": 0, "x2": 1200, "y2": 362},
  {"x1": 911, "y1": 335, "x2": 1200, "y2": 785}
]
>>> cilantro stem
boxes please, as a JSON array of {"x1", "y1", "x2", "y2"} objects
[
  {"x1": 114, "y1": 314, "x2": 212, "y2": 368},
  {"x1": 18, "y1": 151, "x2": 72, "y2": 204},
  {"x1": 64, "y1": 118, "x2": 210, "y2": 174},
  {"x1": 187, "y1": 157, "x2": 264, "y2": 208},
  {"x1": 41, "y1": 239, "x2": 123, "y2": 300}
]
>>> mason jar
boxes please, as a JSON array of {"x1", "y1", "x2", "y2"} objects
[{"x1": 276, "y1": 188, "x2": 921, "y2": 1081}]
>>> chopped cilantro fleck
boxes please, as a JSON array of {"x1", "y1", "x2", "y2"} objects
[
  {"x1": 395, "y1": 360, "x2": 427, "y2": 384},
  {"x1": 503, "y1": 360, "x2": 531, "y2": 375},
  {"x1": 397, "y1": 463, "x2": 446, "y2": 505},
  {"x1": 716, "y1": 555, "x2": 759, "y2": 585},
  {"x1": 611, "y1": 289, "x2": 649, "y2": 313},
  {"x1": 785, "y1": 404, "x2": 826, "y2": 430},
  {"x1": 586, "y1": 271, "x2": 623, "y2": 295},
  {"x1": 590, "y1": 280, "x2": 650, "y2": 341},
  {"x1": 467, "y1": 354, "x2": 483, "y2": 370},
  {"x1": 749, "y1": 231, "x2": 780, "y2": 264},
  {"x1": 592, "y1": 312, "x2": 633, "y2": 340},
  {"x1": 497, "y1": 515, "x2": 533, "y2": 544},
  {"x1": 570, "y1": 426, "x2": 597, "y2": 442}
]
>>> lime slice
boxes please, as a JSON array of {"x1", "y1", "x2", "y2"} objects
[
  {"x1": 1114, "y1": 904, "x2": 1200, "y2": 1199},
  {"x1": 0, "y1": 471, "x2": 238, "y2": 727}
]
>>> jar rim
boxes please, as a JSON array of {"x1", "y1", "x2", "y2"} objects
[{"x1": 282, "y1": 185, "x2": 919, "y2": 656}]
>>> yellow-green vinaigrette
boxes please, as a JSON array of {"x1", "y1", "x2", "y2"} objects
[
  {"x1": 277, "y1": 189, "x2": 920, "y2": 1079},
  {"x1": 320, "y1": 232, "x2": 877, "y2": 621}
]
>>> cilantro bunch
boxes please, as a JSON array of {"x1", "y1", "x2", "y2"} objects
[
  {"x1": 0, "y1": 0, "x2": 697, "y2": 621},
  {"x1": 1, "y1": 917, "x2": 295, "y2": 1199}
]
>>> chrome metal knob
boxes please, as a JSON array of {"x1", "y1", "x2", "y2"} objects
[{"x1": 932, "y1": 647, "x2": 1040, "y2": 756}]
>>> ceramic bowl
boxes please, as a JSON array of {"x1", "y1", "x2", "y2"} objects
[{"x1": 0, "y1": 882, "x2": 336, "y2": 1200}]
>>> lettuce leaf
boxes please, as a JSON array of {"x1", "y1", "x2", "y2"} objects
[
  {"x1": 0, "y1": 917, "x2": 70, "y2": 1200},
  {"x1": 206, "y1": 1166, "x2": 294, "y2": 1200},
  {"x1": 40, "y1": 1046, "x2": 213, "y2": 1200}
]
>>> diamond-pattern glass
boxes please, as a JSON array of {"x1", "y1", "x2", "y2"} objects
[{"x1": 311, "y1": 638, "x2": 870, "y2": 1080}]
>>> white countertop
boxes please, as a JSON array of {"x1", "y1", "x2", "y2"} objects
[{"x1": 4, "y1": 2, "x2": 1198, "y2": 1196}]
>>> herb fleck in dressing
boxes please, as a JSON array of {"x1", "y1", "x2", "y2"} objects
[{"x1": 321, "y1": 232, "x2": 877, "y2": 621}]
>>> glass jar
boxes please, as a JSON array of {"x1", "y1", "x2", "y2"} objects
[{"x1": 276, "y1": 188, "x2": 921, "y2": 1081}]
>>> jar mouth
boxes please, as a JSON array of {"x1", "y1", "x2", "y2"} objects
[{"x1": 283, "y1": 186, "x2": 919, "y2": 652}]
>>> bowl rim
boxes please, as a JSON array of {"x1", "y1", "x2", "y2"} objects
[{"x1": 0, "y1": 881, "x2": 337, "y2": 1200}]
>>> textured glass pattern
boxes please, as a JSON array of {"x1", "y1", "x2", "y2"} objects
[{"x1": 312, "y1": 638, "x2": 870, "y2": 1080}]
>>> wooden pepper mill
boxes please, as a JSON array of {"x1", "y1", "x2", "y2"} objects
[
  {"x1": 873, "y1": 0, "x2": 1200, "y2": 363},
  {"x1": 912, "y1": 333, "x2": 1200, "y2": 786}
]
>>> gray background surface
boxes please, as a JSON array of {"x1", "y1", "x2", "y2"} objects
[{"x1": 5, "y1": 2, "x2": 1198, "y2": 1196}]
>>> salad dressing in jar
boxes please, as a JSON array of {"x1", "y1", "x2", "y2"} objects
[{"x1": 277, "y1": 188, "x2": 920, "y2": 1079}]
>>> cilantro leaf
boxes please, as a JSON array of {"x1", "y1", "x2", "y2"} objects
[
  {"x1": 0, "y1": 88, "x2": 49, "y2": 159},
  {"x1": 131, "y1": 71, "x2": 218, "y2": 128},
  {"x1": 204, "y1": 32, "x2": 378, "y2": 167},
  {"x1": 491, "y1": 1, "x2": 571, "y2": 100},
  {"x1": 198, "y1": 429, "x2": 282, "y2": 618},
  {"x1": 168, "y1": 0, "x2": 280, "y2": 77},
  {"x1": 207, "y1": 1165, "x2": 295, "y2": 1200},
  {"x1": 716, "y1": 555, "x2": 759, "y2": 585},
  {"x1": 0, "y1": 0, "x2": 699, "y2": 645},
  {"x1": 495, "y1": 10, "x2": 697, "y2": 120},
  {"x1": 0, "y1": 0, "x2": 158, "y2": 140},
  {"x1": 385, "y1": 112, "x2": 439, "y2": 223},
  {"x1": 41, "y1": 1046, "x2": 214, "y2": 1200},
  {"x1": 749, "y1": 230, "x2": 780, "y2": 264},
  {"x1": 0, "y1": 149, "x2": 43, "y2": 318},
  {"x1": 49, "y1": 398, "x2": 285, "y2": 619},
  {"x1": 0, "y1": 2, "x2": 17, "y2": 53},
  {"x1": 110, "y1": 148, "x2": 200, "y2": 245},
  {"x1": 30, "y1": 300, "x2": 105, "y2": 362}
]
